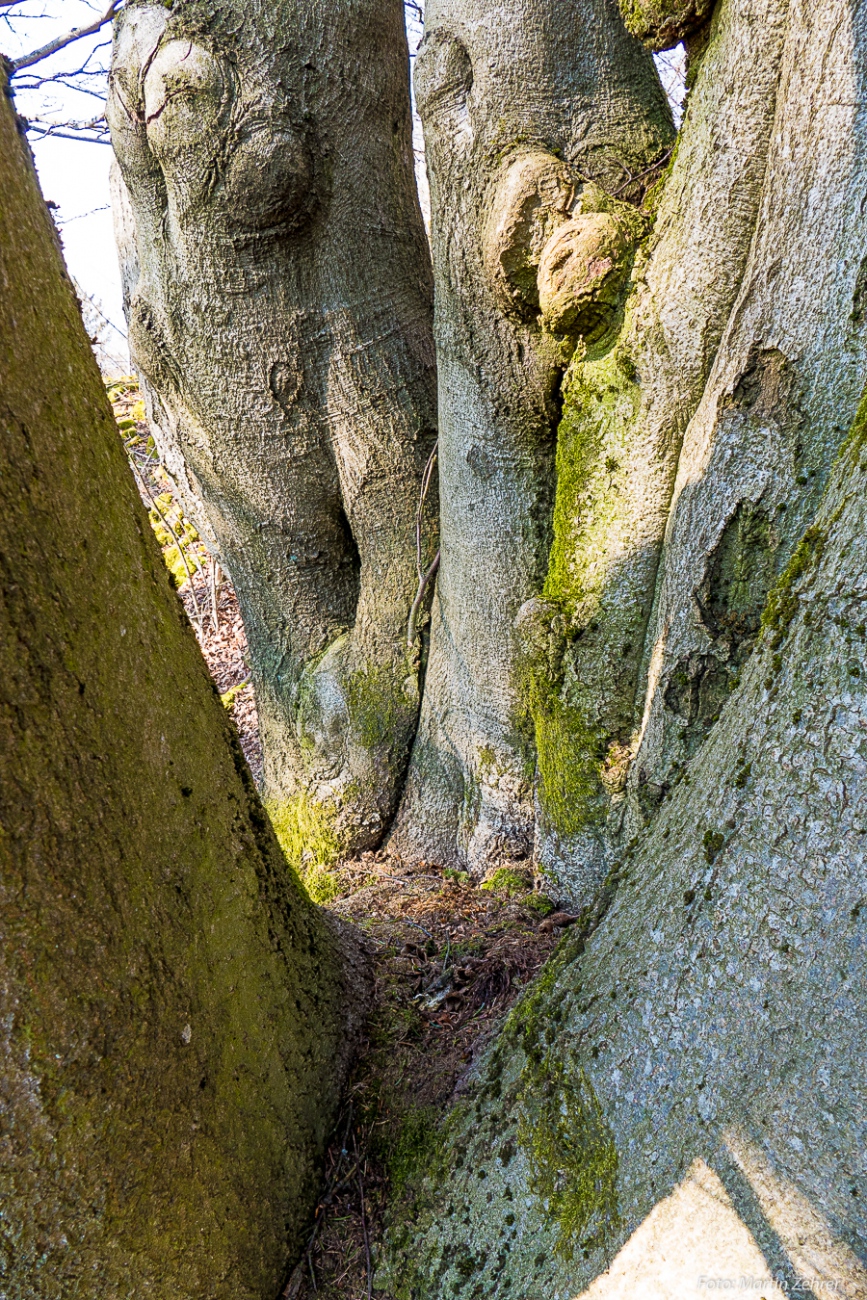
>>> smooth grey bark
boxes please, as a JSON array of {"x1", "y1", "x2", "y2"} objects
[
  {"x1": 378, "y1": 2, "x2": 867, "y2": 1294},
  {"x1": 624, "y1": 0, "x2": 867, "y2": 836},
  {"x1": 390, "y1": 0, "x2": 674, "y2": 877},
  {"x1": 382, "y1": 212, "x2": 867, "y2": 1300},
  {"x1": 0, "y1": 74, "x2": 367, "y2": 1299},
  {"x1": 522, "y1": 0, "x2": 791, "y2": 901},
  {"x1": 108, "y1": 0, "x2": 437, "y2": 857}
]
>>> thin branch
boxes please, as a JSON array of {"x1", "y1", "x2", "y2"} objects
[
  {"x1": 416, "y1": 440, "x2": 438, "y2": 583},
  {"x1": 24, "y1": 116, "x2": 111, "y2": 144},
  {"x1": 17, "y1": 78, "x2": 110, "y2": 100},
  {"x1": 11, "y1": 0, "x2": 121, "y2": 72},
  {"x1": 407, "y1": 550, "x2": 440, "y2": 649},
  {"x1": 58, "y1": 203, "x2": 110, "y2": 224},
  {"x1": 612, "y1": 147, "x2": 674, "y2": 198}
]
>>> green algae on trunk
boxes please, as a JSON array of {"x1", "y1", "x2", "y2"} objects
[{"x1": 0, "y1": 71, "x2": 366, "y2": 1299}]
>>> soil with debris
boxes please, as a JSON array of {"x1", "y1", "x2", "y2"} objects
[
  {"x1": 281, "y1": 856, "x2": 572, "y2": 1300},
  {"x1": 109, "y1": 377, "x2": 569, "y2": 1300}
]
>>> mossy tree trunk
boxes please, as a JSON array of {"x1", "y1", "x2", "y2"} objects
[
  {"x1": 623, "y1": 0, "x2": 867, "y2": 839},
  {"x1": 397, "y1": 0, "x2": 866, "y2": 908},
  {"x1": 389, "y1": 0, "x2": 675, "y2": 879},
  {"x1": 380, "y1": 0, "x2": 867, "y2": 1294},
  {"x1": 384, "y1": 396, "x2": 867, "y2": 1298},
  {"x1": 108, "y1": 0, "x2": 437, "y2": 860},
  {"x1": 0, "y1": 73, "x2": 367, "y2": 1299}
]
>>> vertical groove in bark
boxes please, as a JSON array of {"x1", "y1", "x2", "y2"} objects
[
  {"x1": 390, "y1": 0, "x2": 674, "y2": 877},
  {"x1": 108, "y1": 0, "x2": 437, "y2": 857},
  {"x1": 0, "y1": 74, "x2": 366, "y2": 1298}
]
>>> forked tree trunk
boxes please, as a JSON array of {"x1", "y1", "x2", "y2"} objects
[
  {"x1": 0, "y1": 76, "x2": 366, "y2": 1299},
  {"x1": 108, "y1": 0, "x2": 437, "y2": 859},
  {"x1": 390, "y1": 0, "x2": 675, "y2": 879},
  {"x1": 380, "y1": 0, "x2": 867, "y2": 1294}
]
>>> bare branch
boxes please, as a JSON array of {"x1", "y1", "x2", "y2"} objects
[
  {"x1": 11, "y1": 0, "x2": 121, "y2": 72},
  {"x1": 24, "y1": 113, "x2": 111, "y2": 144}
]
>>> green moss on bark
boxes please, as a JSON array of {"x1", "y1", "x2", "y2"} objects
[
  {"x1": 517, "y1": 1051, "x2": 620, "y2": 1259},
  {"x1": 0, "y1": 72, "x2": 362, "y2": 1298},
  {"x1": 521, "y1": 346, "x2": 644, "y2": 843},
  {"x1": 264, "y1": 792, "x2": 344, "y2": 903},
  {"x1": 618, "y1": 0, "x2": 715, "y2": 49}
]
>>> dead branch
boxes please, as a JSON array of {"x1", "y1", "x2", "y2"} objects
[{"x1": 11, "y1": 0, "x2": 121, "y2": 72}]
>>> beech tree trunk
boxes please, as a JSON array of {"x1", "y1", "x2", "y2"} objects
[
  {"x1": 379, "y1": 0, "x2": 867, "y2": 1295},
  {"x1": 0, "y1": 76, "x2": 366, "y2": 1299},
  {"x1": 390, "y1": 0, "x2": 675, "y2": 879},
  {"x1": 108, "y1": 0, "x2": 437, "y2": 858},
  {"x1": 384, "y1": 399, "x2": 867, "y2": 1296}
]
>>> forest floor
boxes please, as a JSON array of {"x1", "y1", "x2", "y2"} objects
[
  {"x1": 109, "y1": 377, "x2": 569, "y2": 1300},
  {"x1": 284, "y1": 864, "x2": 564, "y2": 1300}
]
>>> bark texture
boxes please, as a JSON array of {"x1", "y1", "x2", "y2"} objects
[
  {"x1": 378, "y1": 2, "x2": 867, "y2": 1294},
  {"x1": 381, "y1": 279, "x2": 867, "y2": 1300},
  {"x1": 625, "y1": 0, "x2": 867, "y2": 838},
  {"x1": 0, "y1": 77, "x2": 366, "y2": 1299},
  {"x1": 108, "y1": 0, "x2": 437, "y2": 858},
  {"x1": 529, "y1": 0, "x2": 790, "y2": 899},
  {"x1": 390, "y1": 0, "x2": 674, "y2": 877}
]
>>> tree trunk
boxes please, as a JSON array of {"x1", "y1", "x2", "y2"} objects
[
  {"x1": 390, "y1": 0, "x2": 675, "y2": 879},
  {"x1": 379, "y1": 0, "x2": 867, "y2": 1294},
  {"x1": 108, "y1": 0, "x2": 438, "y2": 860},
  {"x1": 0, "y1": 77, "x2": 367, "y2": 1299},
  {"x1": 384, "y1": 401, "x2": 867, "y2": 1293},
  {"x1": 528, "y1": 0, "x2": 791, "y2": 899},
  {"x1": 625, "y1": 0, "x2": 867, "y2": 838}
]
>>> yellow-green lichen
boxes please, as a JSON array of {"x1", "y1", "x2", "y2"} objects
[
  {"x1": 220, "y1": 680, "x2": 249, "y2": 709},
  {"x1": 264, "y1": 792, "x2": 343, "y2": 904},
  {"x1": 346, "y1": 662, "x2": 412, "y2": 753},
  {"x1": 545, "y1": 349, "x2": 641, "y2": 613},
  {"x1": 517, "y1": 1050, "x2": 620, "y2": 1259}
]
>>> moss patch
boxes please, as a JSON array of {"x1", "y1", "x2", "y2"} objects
[
  {"x1": 517, "y1": 1050, "x2": 620, "y2": 1259},
  {"x1": 346, "y1": 662, "x2": 412, "y2": 753},
  {"x1": 264, "y1": 792, "x2": 343, "y2": 904},
  {"x1": 481, "y1": 867, "x2": 533, "y2": 898},
  {"x1": 534, "y1": 688, "x2": 610, "y2": 838},
  {"x1": 385, "y1": 1106, "x2": 441, "y2": 1197},
  {"x1": 760, "y1": 524, "x2": 827, "y2": 651}
]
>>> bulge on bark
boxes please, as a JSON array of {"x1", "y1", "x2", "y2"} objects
[{"x1": 483, "y1": 158, "x2": 642, "y2": 344}]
